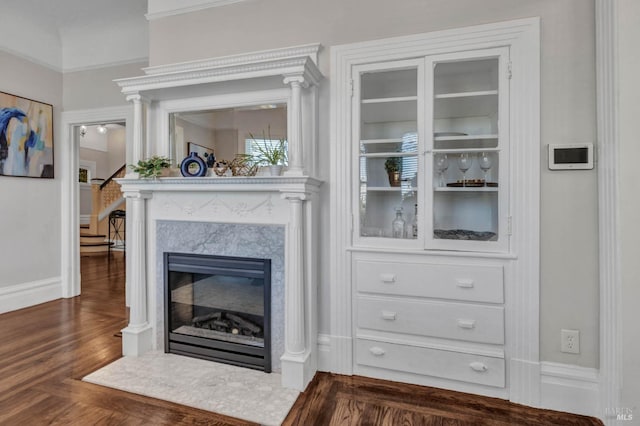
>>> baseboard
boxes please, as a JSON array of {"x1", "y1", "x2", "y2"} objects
[
  {"x1": 0, "y1": 277, "x2": 62, "y2": 314},
  {"x1": 317, "y1": 334, "x2": 332, "y2": 371},
  {"x1": 540, "y1": 361, "x2": 600, "y2": 418},
  {"x1": 509, "y1": 358, "x2": 541, "y2": 407},
  {"x1": 80, "y1": 214, "x2": 90, "y2": 225},
  {"x1": 316, "y1": 334, "x2": 353, "y2": 375}
]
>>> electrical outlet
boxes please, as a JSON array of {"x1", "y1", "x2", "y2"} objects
[{"x1": 561, "y1": 329, "x2": 580, "y2": 354}]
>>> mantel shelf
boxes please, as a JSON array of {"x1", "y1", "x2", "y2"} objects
[{"x1": 116, "y1": 175, "x2": 323, "y2": 193}]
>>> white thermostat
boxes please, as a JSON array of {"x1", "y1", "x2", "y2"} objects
[{"x1": 548, "y1": 143, "x2": 594, "y2": 170}]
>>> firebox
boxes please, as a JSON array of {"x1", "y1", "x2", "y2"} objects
[{"x1": 164, "y1": 252, "x2": 271, "y2": 372}]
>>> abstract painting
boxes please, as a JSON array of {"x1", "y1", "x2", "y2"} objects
[{"x1": 0, "y1": 91, "x2": 54, "y2": 178}]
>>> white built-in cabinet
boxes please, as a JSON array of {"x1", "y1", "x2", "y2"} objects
[
  {"x1": 354, "y1": 48, "x2": 509, "y2": 252},
  {"x1": 331, "y1": 19, "x2": 540, "y2": 401}
]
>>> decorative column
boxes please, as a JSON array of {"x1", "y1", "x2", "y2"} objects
[
  {"x1": 121, "y1": 189, "x2": 153, "y2": 356},
  {"x1": 283, "y1": 76, "x2": 307, "y2": 176},
  {"x1": 126, "y1": 94, "x2": 148, "y2": 170},
  {"x1": 280, "y1": 191, "x2": 311, "y2": 389}
]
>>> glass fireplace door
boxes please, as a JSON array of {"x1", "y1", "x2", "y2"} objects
[{"x1": 165, "y1": 253, "x2": 271, "y2": 372}]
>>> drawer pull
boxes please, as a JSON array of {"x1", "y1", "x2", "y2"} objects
[
  {"x1": 369, "y1": 347, "x2": 386, "y2": 357},
  {"x1": 380, "y1": 273, "x2": 396, "y2": 284},
  {"x1": 381, "y1": 311, "x2": 397, "y2": 321},
  {"x1": 469, "y1": 362, "x2": 488, "y2": 372},
  {"x1": 457, "y1": 319, "x2": 476, "y2": 329},
  {"x1": 456, "y1": 279, "x2": 475, "y2": 288}
]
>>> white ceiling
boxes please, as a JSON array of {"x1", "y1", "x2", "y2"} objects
[{"x1": 1, "y1": 0, "x2": 148, "y2": 72}]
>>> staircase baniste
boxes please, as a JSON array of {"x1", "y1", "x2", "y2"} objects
[
  {"x1": 88, "y1": 164, "x2": 126, "y2": 239},
  {"x1": 100, "y1": 164, "x2": 127, "y2": 190},
  {"x1": 100, "y1": 166, "x2": 127, "y2": 211}
]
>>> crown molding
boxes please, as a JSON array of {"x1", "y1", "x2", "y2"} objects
[
  {"x1": 63, "y1": 57, "x2": 148, "y2": 74},
  {"x1": 115, "y1": 43, "x2": 323, "y2": 97},
  {"x1": 0, "y1": 46, "x2": 62, "y2": 73},
  {"x1": 146, "y1": 0, "x2": 254, "y2": 21}
]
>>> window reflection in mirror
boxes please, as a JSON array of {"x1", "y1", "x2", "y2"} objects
[{"x1": 169, "y1": 104, "x2": 287, "y2": 169}]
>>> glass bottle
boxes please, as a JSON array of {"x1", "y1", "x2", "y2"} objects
[
  {"x1": 411, "y1": 203, "x2": 418, "y2": 238},
  {"x1": 392, "y1": 207, "x2": 406, "y2": 238}
]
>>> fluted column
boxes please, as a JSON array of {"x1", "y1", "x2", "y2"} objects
[
  {"x1": 283, "y1": 76, "x2": 306, "y2": 176},
  {"x1": 282, "y1": 192, "x2": 307, "y2": 354},
  {"x1": 121, "y1": 189, "x2": 153, "y2": 356},
  {"x1": 126, "y1": 94, "x2": 148, "y2": 168}
]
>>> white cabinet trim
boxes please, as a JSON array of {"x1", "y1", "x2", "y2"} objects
[
  {"x1": 595, "y1": 0, "x2": 622, "y2": 422},
  {"x1": 329, "y1": 17, "x2": 540, "y2": 403}
]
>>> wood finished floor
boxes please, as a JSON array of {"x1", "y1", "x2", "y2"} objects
[{"x1": 0, "y1": 253, "x2": 602, "y2": 425}]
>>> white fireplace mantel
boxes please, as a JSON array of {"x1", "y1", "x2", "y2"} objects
[
  {"x1": 118, "y1": 175, "x2": 322, "y2": 391},
  {"x1": 115, "y1": 44, "x2": 324, "y2": 391}
]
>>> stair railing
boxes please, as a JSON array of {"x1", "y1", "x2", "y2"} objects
[{"x1": 89, "y1": 164, "x2": 126, "y2": 235}]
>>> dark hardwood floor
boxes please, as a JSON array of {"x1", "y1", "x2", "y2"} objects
[{"x1": 0, "y1": 253, "x2": 602, "y2": 425}]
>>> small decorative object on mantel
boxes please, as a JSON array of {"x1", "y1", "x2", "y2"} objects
[
  {"x1": 212, "y1": 160, "x2": 229, "y2": 177},
  {"x1": 229, "y1": 154, "x2": 259, "y2": 176},
  {"x1": 180, "y1": 152, "x2": 207, "y2": 177},
  {"x1": 129, "y1": 156, "x2": 171, "y2": 179},
  {"x1": 384, "y1": 157, "x2": 402, "y2": 187},
  {"x1": 204, "y1": 152, "x2": 216, "y2": 168}
]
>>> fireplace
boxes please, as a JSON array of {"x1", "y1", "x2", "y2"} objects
[{"x1": 164, "y1": 252, "x2": 272, "y2": 372}]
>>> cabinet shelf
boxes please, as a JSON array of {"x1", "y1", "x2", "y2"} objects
[
  {"x1": 361, "y1": 138, "x2": 405, "y2": 144},
  {"x1": 435, "y1": 90, "x2": 498, "y2": 99},
  {"x1": 363, "y1": 186, "x2": 417, "y2": 192},
  {"x1": 432, "y1": 147, "x2": 499, "y2": 154},
  {"x1": 434, "y1": 186, "x2": 498, "y2": 192},
  {"x1": 360, "y1": 152, "x2": 418, "y2": 158},
  {"x1": 434, "y1": 134, "x2": 498, "y2": 141},
  {"x1": 362, "y1": 96, "x2": 418, "y2": 104}
]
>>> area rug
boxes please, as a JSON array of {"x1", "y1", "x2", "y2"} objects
[{"x1": 83, "y1": 351, "x2": 299, "y2": 425}]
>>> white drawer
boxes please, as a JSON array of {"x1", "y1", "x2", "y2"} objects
[
  {"x1": 355, "y1": 260, "x2": 503, "y2": 303},
  {"x1": 355, "y1": 338, "x2": 505, "y2": 388},
  {"x1": 357, "y1": 296, "x2": 504, "y2": 344}
]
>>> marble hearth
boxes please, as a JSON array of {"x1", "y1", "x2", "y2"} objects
[{"x1": 117, "y1": 176, "x2": 322, "y2": 390}]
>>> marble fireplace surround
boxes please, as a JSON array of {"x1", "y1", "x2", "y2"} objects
[
  {"x1": 117, "y1": 176, "x2": 322, "y2": 390},
  {"x1": 156, "y1": 220, "x2": 285, "y2": 372}
]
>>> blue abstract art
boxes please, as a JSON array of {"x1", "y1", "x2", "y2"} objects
[{"x1": 0, "y1": 91, "x2": 54, "y2": 178}]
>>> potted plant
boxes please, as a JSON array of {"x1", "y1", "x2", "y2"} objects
[
  {"x1": 384, "y1": 157, "x2": 402, "y2": 187},
  {"x1": 129, "y1": 156, "x2": 171, "y2": 178},
  {"x1": 249, "y1": 127, "x2": 287, "y2": 176}
]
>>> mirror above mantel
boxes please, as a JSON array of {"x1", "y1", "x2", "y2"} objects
[
  {"x1": 115, "y1": 43, "x2": 323, "y2": 178},
  {"x1": 171, "y1": 103, "x2": 287, "y2": 170}
]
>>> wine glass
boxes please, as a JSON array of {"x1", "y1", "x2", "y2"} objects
[
  {"x1": 479, "y1": 152, "x2": 493, "y2": 187},
  {"x1": 435, "y1": 154, "x2": 449, "y2": 187},
  {"x1": 457, "y1": 153, "x2": 472, "y2": 187}
]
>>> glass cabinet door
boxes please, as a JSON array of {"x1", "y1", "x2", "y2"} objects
[
  {"x1": 355, "y1": 59, "x2": 423, "y2": 243},
  {"x1": 427, "y1": 48, "x2": 509, "y2": 251}
]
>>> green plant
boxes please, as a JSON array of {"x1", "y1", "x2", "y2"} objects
[
  {"x1": 129, "y1": 156, "x2": 171, "y2": 178},
  {"x1": 248, "y1": 127, "x2": 288, "y2": 166},
  {"x1": 384, "y1": 157, "x2": 402, "y2": 173}
]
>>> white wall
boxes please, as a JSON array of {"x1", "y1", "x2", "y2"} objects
[
  {"x1": 0, "y1": 51, "x2": 62, "y2": 288},
  {"x1": 148, "y1": 0, "x2": 599, "y2": 368},
  {"x1": 63, "y1": 62, "x2": 147, "y2": 111},
  {"x1": 107, "y1": 127, "x2": 127, "y2": 174},
  {"x1": 617, "y1": 0, "x2": 640, "y2": 417},
  {"x1": 79, "y1": 127, "x2": 126, "y2": 180}
]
